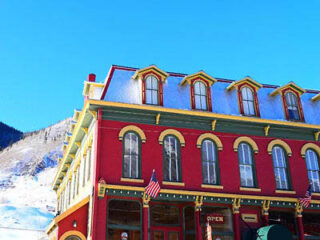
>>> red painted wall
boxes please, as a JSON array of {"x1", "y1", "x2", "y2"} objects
[
  {"x1": 57, "y1": 203, "x2": 88, "y2": 239},
  {"x1": 97, "y1": 119, "x2": 319, "y2": 199}
]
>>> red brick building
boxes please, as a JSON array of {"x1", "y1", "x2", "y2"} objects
[{"x1": 47, "y1": 65, "x2": 320, "y2": 240}]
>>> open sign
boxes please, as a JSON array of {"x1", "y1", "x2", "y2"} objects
[{"x1": 206, "y1": 214, "x2": 225, "y2": 224}]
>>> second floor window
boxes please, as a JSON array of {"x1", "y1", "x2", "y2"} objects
[
  {"x1": 202, "y1": 140, "x2": 219, "y2": 185},
  {"x1": 145, "y1": 75, "x2": 159, "y2": 105},
  {"x1": 241, "y1": 87, "x2": 256, "y2": 116},
  {"x1": 163, "y1": 135, "x2": 181, "y2": 182},
  {"x1": 272, "y1": 146, "x2": 291, "y2": 190},
  {"x1": 305, "y1": 149, "x2": 320, "y2": 192},
  {"x1": 123, "y1": 132, "x2": 140, "y2": 178},
  {"x1": 238, "y1": 142, "x2": 256, "y2": 187},
  {"x1": 285, "y1": 92, "x2": 300, "y2": 121},
  {"x1": 194, "y1": 81, "x2": 208, "y2": 110}
]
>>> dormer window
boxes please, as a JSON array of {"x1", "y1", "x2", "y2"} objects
[
  {"x1": 145, "y1": 75, "x2": 159, "y2": 105},
  {"x1": 240, "y1": 86, "x2": 256, "y2": 116},
  {"x1": 180, "y1": 71, "x2": 216, "y2": 112},
  {"x1": 194, "y1": 81, "x2": 208, "y2": 110},
  {"x1": 270, "y1": 82, "x2": 305, "y2": 122},
  {"x1": 285, "y1": 92, "x2": 300, "y2": 121},
  {"x1": 227, "y1": 77, "x2": 262, "y2": 117},
  {"x1": 133, "y1": 65, "x2": 169, "y2": 106}
]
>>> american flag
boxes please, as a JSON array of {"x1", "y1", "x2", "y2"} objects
[
  {"x1": 299, "y1": 184, "x2": 312, "y2": 208},
  {"x1": 145, "y1": 170, "x2": 161, "y2": 198}
]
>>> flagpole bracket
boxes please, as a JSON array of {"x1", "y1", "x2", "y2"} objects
[
  {"x1": 295, "y1": 201, "x2": 303, "y2": 217},
  {"x1": 143, "y1": 191, "x2": 151, "y2": 208}
]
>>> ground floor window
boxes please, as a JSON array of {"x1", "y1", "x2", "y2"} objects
[
  {"x1": 268, "y1": 210, "x2": 297, "y2": 237},
  {"x1": 107, "y1": 200, "x2": 141, "y2": 240},
  {"x1": 200, "y1": 206, "x2": 234, "y2": 240},
  {"x1": 303, "y1": 212, "x2": 320, "y2": 238},
  {"x1": 184, "y1": 206, "x2": 196, "y2": 240}
]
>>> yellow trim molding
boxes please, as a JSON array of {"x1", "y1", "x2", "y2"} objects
[
  {"x1": 312, "y1": 193, "x2": 320, "y2": 197},
  {"x1": 132, "y1": 65, "x2": 169, "y2": 82},
  {"x1": 158, "y1": 129, "x2": 185, "y2": 147},
  {"x1": 162, "y1": 181, "x2": 185, "y2": 186},
  {"x1": 233, "y1": 136, "x2": 259, "y2": 153},
  {"x1": 226, "y1": 77, "x2": 262, "y2": 91},
  {"x1": 201, "y1": 184, "x2": 224, "y2": 189},
  {"x1": 315, "y1": 131, "x2": 320, "y2": 141},
  {"x1": 275, "y1": 190, "x2": 296, "y2": 194},
  {"x1": 267, "y1": 139, "x2": 292, "y2": 156},
  {"x1": 240, "y1": 187, "x2": 261, "y2": 192},
  {"x1": 102, "y1": 184, "x2": 320, "y2": 204},
  {"x1": 120, "y1": 178, "x2": 144, "y2": 183},
  {"x1": 312, "y1": 93, "x2": 320, "y2": 102},
  {"x1": 119, "y1": 125, "x2": 146, "y2": 143},
  {"x1": 60, "y1": 230, "x2": 86, "y2": 240},
  {"x1": 270, "y1": 82, "x2": 306, "y2": 97},
  {"x1": 301, "y1": 143, "x2": 320, "y2": 158},
  {"x1": 196, "y1": 133, "x2": 223, "y2": 150},
  {"x1": 180, "y1": 71, "x2": 217, "y2": 86}
]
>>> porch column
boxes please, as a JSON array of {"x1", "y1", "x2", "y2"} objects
[
  {"x1": 296, "y1": 203, "x2": 305, "y2": 240},
  {"x1": 232, "y1": 198, "x2": 241, "y2": 240},
  {"x1": 143, "y1": 193, "x2": 151, "y2": 240},
  {"x1": 195, "y1": 196, "x2": 203, "y2": 240},
  {"x1": 262, "y1": 200, "x2": 270, "y2": 226}
]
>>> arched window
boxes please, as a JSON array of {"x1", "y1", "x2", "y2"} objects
[
  {"x1": 194, "y1": 81, "x2": 208, "y2": 110},
  {"x1": 238, "y1": 142, "x2": 256, "y2": 187},
  {"x1": 272, "y1": 146, "x2": 291, "y2": 190},
  {"x1": 145, "y1": 75, "x2": 159, "y2": 105},
  {"x1": 285, "y1": 92, "x2": 300, "y2": 121},
  {"x1": 123, "y1": 132, "x2": 140, "y2": 178},
  {"x1": 163, "y1": 135, "x2": 181, "y2": 182},
  {"x1": 241, "y1": 87, "x2": 256, "y2": 116},
  {"x1": 305, "y1": 149, "x2": 320, "y2": 192},
  {"x1": 201, "y1": 140, "x2": 219, "y2": 185}
]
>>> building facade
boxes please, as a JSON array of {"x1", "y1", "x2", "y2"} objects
[{"x1": 46, "y1": 65, "x2": 320, "y2": 240}]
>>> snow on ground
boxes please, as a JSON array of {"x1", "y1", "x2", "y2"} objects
[{"x1": 0, "y1": 118, "x2": 71, "y2": 240}]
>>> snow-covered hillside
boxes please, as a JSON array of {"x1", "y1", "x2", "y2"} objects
[{"x1": 0, "y1": 118, "x2": 71, "y2": 240}]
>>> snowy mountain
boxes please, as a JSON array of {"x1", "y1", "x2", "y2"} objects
[
  {"x1": 0, "y1": 122, "x2": 23, "y2": 150},
  {"x1": 0, "y1": 118, "x2": 71, "y2": 240}
]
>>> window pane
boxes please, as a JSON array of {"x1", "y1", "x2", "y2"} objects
[
  {"x1": 151, "y1": 204, "x2": 180, "y2": 225},
  {"x1": 306, "y1": 149, "x2": 320, "y2": 192},
  {"x1": 164, "y1": 136, "x2": 180, "y2": 182},
  {"x1": 285, "y1": 92, "x2": 300, "y2": 120},
  {"x1": 123, "y1": 133, "x2": 140, "y2": 178},
  {"x1": 194, "y1": 81, "x2": 207, "y2": 111},
  {"x1": 108, "y1": 200, "x2": 141, "y2": 226},
  {"x1": 238, "y1": 143, "x2": 254, "y2": 187},
  {"x1": 202, "y1": 140, "x2": 217, "y2": 184},
  {"x1": 145, "y1": 75, "x2": 159, "y2": 105}
]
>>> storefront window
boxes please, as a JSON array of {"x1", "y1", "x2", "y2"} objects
[
  {"x1": 184, "y1": 206, "x2": 196, "y2": 240},
  {"x1": 303, "y1": 212, "x2": 320, "y2": 237},
  {"x1": 107, "y1": 200, "x2": 141, "y2": 240},
  {"x1": 151, "y1": 204, "x2": 180, "y2": 226},
  {"x1": 268, "y1": 210, "x2": 297, "y2": 236},
  {"x1": 200, "y1": 206, "x2": 233, "y2": 240}
]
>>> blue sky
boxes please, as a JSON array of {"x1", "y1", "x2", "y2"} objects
[{"x1": 0, "y1": 0, "x2": 319, "y2": 132}]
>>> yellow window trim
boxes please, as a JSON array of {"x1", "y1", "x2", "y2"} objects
[
  {"x1": 118, "y1": 125, "x2": 146, "y2": 143},
  {"x1": 60, "y1": 230, "x2": 86, "y2": 240},
  {"x1": 239, "y1": 187, "x2": 261, "y2": 192},
  {"x1": 162, "y1": 181, "x2": 185, "y2": 186},
  {"x1": 158, "y1": 129, "x2": 185, "y2": 147},
  {"x1": 233, "y1": 136, "x2": 259, "y2": 153},
  {"x1": 267, "y1": 139, "x2": 292, "y2": 156},
  {"x1": 226, "y1": 77, "x2": 262, "y2": 91},
  {"x1": 196, "y1": 133, "x2": 223, "y2": 150},
  {"x1": 301, "y1": 143, "x2": 320, "y2": 158},
  {"x1": 201, "y1": 184, "x2": 224, "y2": 189},
  {"x1": 312, "y1": 93, "x2": 320, "y2": 102},
  {"x1": 180, "y1": 71, "x2": 217, "y2": 86},
  {"x1": 270, "y1": 82, "x2": 306, "y2": 97},
  {"x1": 275, "y1": 190, "x2": 296, "y2": 194},
  {"x1": 132, "y1": 65, "x2": 169, "y2": 82},
  {"x1": 120, "y1": 178, "x2": 144, "y2": 183}
]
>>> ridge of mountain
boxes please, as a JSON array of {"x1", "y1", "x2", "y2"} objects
[
  {"x1": 0, "y1": 118, "x2": 71, "y2": 240},
  {"x1": 0, "y1": 122, "x2": 23, "y2": 150}
]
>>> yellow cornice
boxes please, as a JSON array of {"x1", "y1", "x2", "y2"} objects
[
  {"x1": 102, "y1": 184, "x2": 320, "y2": 204},
  {"x1": 312, "y1": 93, "x2": 320, "y2": 102},
  {"x1": 270, "y1": 82, "x2": 306, "y2": 97},
  {"x1": 132, "y1": 65, "x2": 169, "y2": 82},
  {"x1": 87, "y1": 100, "x2": 320, "y2": 131},
  {"x1": 180, "y1": 71, "x2": 217, "y2": 86},
  {"x1": 226, "y1": 77, "x2": 262, "y2": 91}
]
